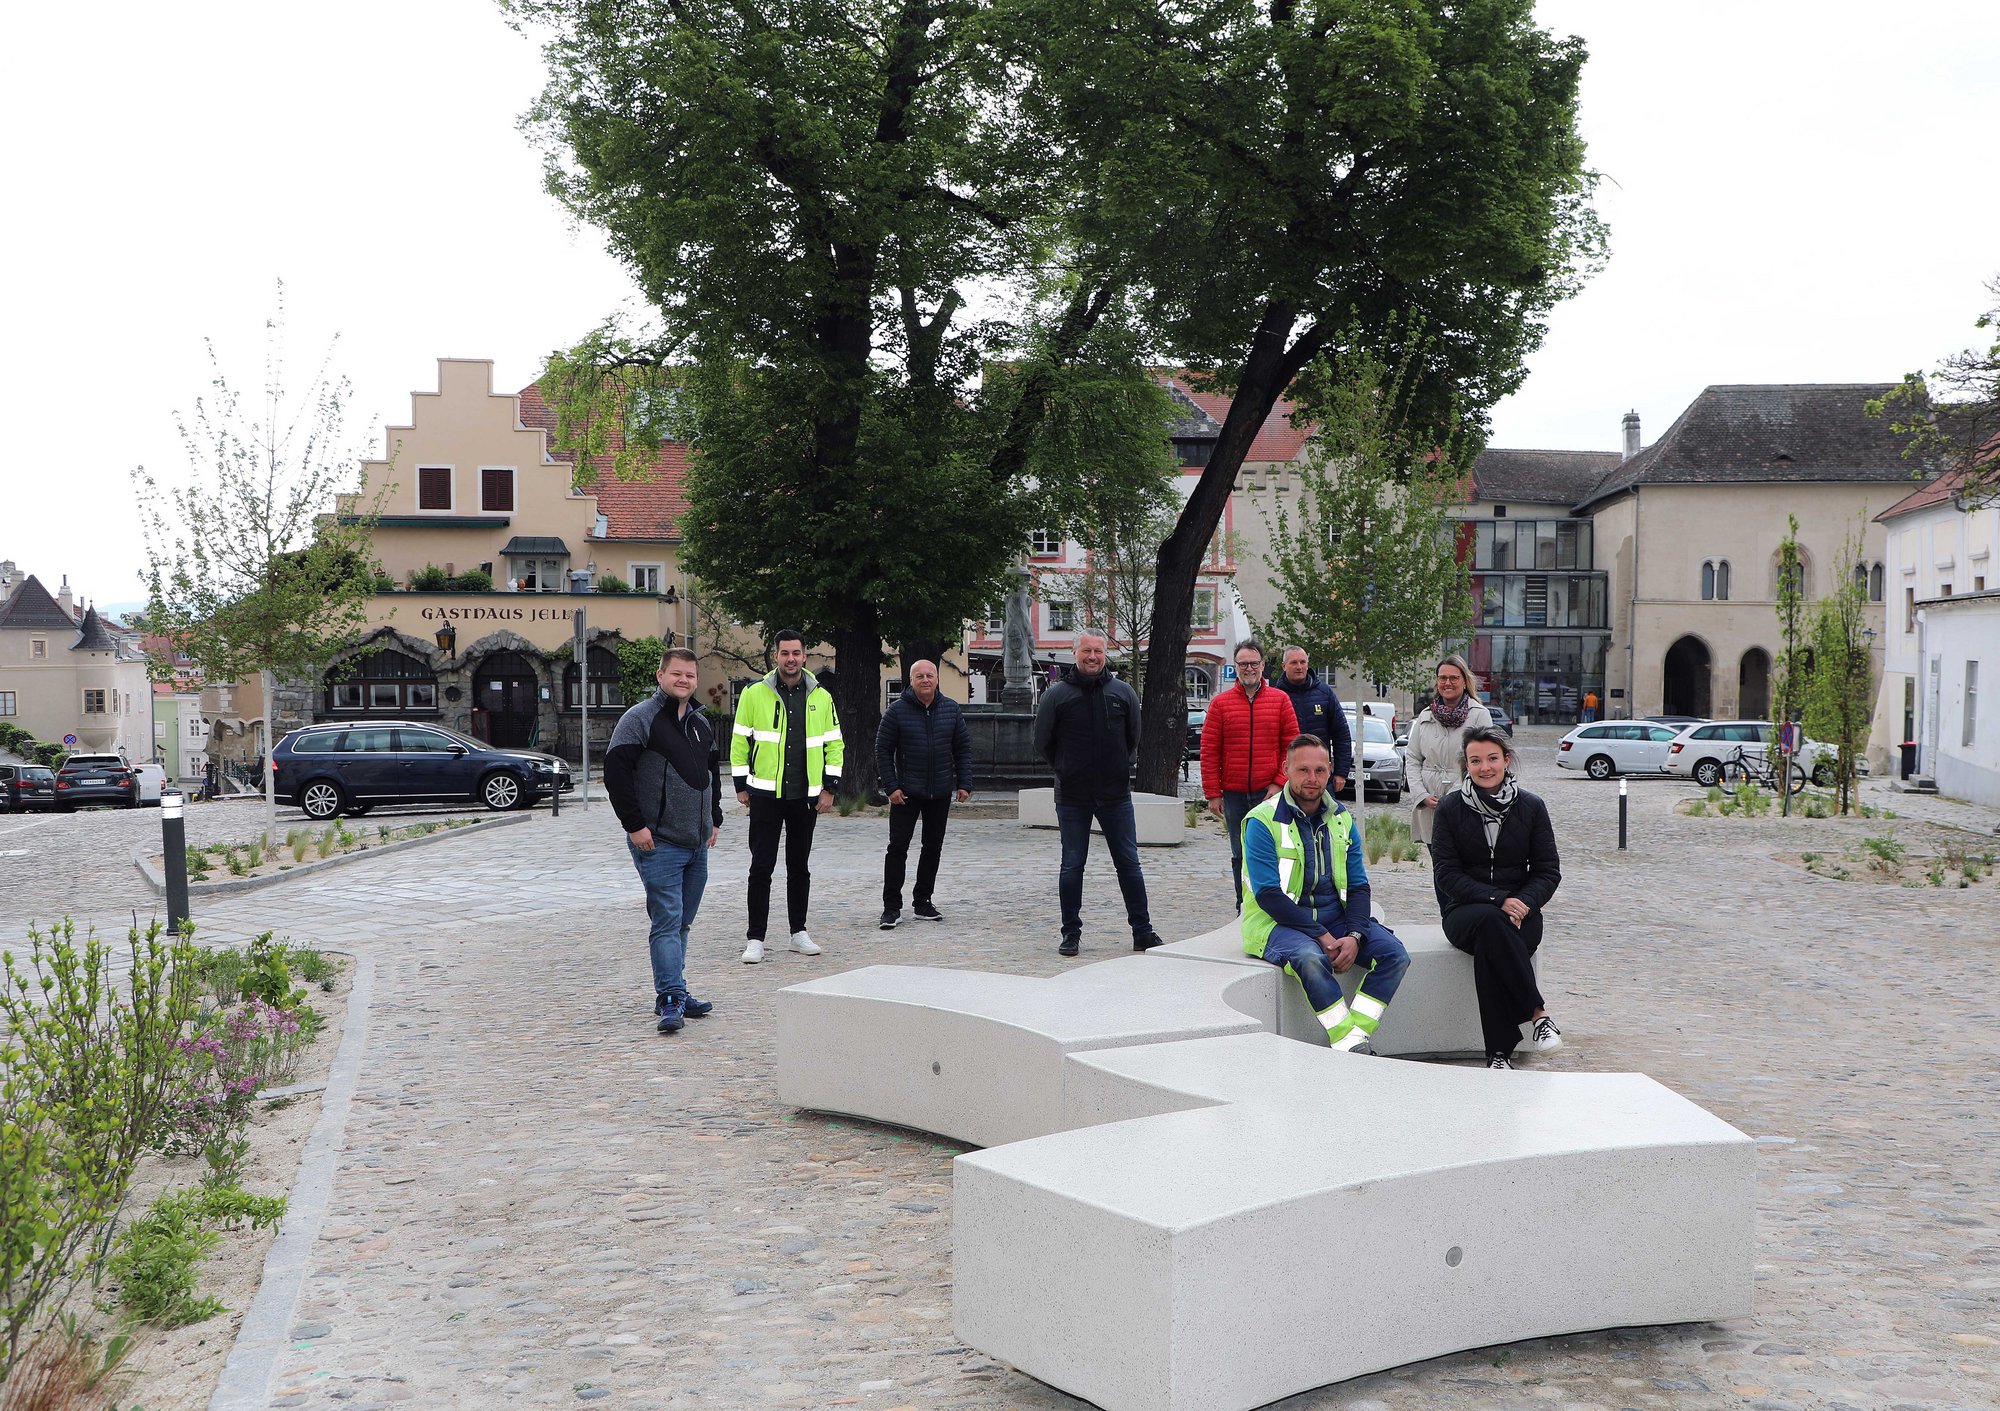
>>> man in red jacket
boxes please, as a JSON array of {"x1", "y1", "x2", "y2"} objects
[{"x1": 1201, "y1": 639, "x2": 1300, "y2": 909}]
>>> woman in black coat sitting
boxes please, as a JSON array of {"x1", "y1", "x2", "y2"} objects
[{"x1": 1430, "y1": 725, "x2": 1563, "y2": 1069}]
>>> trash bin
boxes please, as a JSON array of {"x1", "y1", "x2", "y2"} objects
[{"x1": 1899, "y1": 740, "x2": 1918, "y2": 779}]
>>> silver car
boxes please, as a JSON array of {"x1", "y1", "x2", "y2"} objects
[{"x1": 1338, "y1": 711, "x2": 1405, "y2": 802}]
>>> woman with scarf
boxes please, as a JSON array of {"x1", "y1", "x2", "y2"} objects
[
  {"x1": 1430, "y1": 726, "x2": 1563, "y2": 1069},
  {"x1": 1405, "y1": 654, "x2": 1493, "y2": 848}
]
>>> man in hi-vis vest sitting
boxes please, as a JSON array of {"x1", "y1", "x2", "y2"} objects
[
  {"x1": 730, "y1": 630, "x2": 843, "y2": 964},
  {"x1": 1240, "y1": 734, "x2": 1409, "y2": 1054}
]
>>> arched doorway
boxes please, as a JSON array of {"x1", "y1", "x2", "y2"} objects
[
  {"x1": 1739, "y1": 648, "x2": 1771, "y2": 719},
  {"x1": 1662, "y1": 636, "x2": 1712, "y2": 719},
  {"x1": 472, "y1": 650, "x2": 540, "y2": 747}
]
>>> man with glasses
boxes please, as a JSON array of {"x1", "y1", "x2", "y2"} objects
[{"x1": 1201, "y1": 639, "x2": 1300, "y2": 909}]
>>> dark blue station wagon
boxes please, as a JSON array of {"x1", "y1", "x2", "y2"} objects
[{"x1": 272, "y1": 721, "x2": 573, "y2": 820}]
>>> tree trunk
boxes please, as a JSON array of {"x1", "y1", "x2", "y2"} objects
[
  {"x1": 899, "y1": 639, "x2": 950, "y2": 685},
  {"x1": 261, "y1": 667, "x2": 279, "y2": 845},
  {"x1": 1136, "y1": 312, "x2": 1329, "y2": 794},
  {"x1": 830, "y1": 609, "x2": 886, "y2": 804}
]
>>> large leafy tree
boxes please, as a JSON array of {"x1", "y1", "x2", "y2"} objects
[
  {"x1": 509, "y1": 0, "x2": 1175, "y2": 796},
  {"x1": 1871, "y1": 274, "x2": 2000, "y2": 503},
  {"x1": 134, "y1": 301, "x2": 387, "y2": 838},
  {"x1": 1016, "y1": 0, "x2": 1605, "y2": 791}
]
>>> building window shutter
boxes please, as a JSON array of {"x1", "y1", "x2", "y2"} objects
[
  {"x1": 419, "y1": 467, "x2": 451, "y2": 509},
  {"x1": 482, "y1": 468, "x2": 513, "y2": 512}
]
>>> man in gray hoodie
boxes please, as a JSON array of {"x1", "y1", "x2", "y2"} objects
[{"x1": 605, "y1": 646, "x2": 723, "y2": 1033}]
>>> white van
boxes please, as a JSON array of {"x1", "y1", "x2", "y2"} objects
[{"x1": 131, "y1": 762, "x2": 168, "y2": 804}]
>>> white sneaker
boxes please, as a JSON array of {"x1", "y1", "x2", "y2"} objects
[
  {"x1": 789, "y1": 930, "x2": 822, "y2": 956},
  {"x1": 741, "y1": 939, "x2": 765, "y2": 965},
  {"x1": 1523, "y1": 1015, "x2": 1562, "y2": 1053}
]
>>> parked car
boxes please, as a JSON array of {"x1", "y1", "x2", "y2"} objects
[
  {"x1": 1664, "y1": 720, "x2": 1837, "y2": 789},
  {"x1": 271, "y1": 721, "x2": 574, "y2": 819},
  {"x1": 1184, "y1": 707, "x2": 1206, "y2": 761},
  {"x1": 131, "y1": 762, "x2": 168, "y2": 805},
  {"x1": 1643, "y1": 714, "x2": 1707, "y2": 730},
  {"x1": 1484, "y1": 703, "x2": 1515, "y2": 736},
  {"x1": 0, "y1": 763, "x2": 59, "y2": 812},
  {"x1": 54, "y1": 753, "x2": 139, "y2": 809},
  {"x1": 1334, "y1": 711, "x2": 1404, "y2": 802},
  {"x1": 1557, "y1": 721, "x2": 1685, "y2": 779}
]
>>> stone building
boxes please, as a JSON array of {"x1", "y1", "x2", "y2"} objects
[{"x1": 0, "y1": 564, "x2": 152, "y2": 759}]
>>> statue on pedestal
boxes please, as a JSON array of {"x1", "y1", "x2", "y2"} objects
[{"x1": 1001, "y1": 571, "x2": 1036, "y2": 711}]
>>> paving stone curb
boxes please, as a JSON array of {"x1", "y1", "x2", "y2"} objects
[
  {"x1": 208, "y1": 949, "x2": 375, "y2": 1411},
  {"x1": 131, "y1": 812, "x2": 533, "y2": 898}
]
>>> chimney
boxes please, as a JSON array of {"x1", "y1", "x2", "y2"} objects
[
  {"x1": 1621, "y1": 410, "x2": 1641, "y2": 461},
  {"x1": 0, "y1": 560, "x2": 14, "y2": 602},
  {"x1": 58, "y1": 575, "x2": 74, "y2": 618}
]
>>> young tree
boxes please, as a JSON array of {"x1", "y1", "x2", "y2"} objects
[
  {"x1": 134, "y1": 298, "x2": 387, "y2": 839},
  {"x1": 1870, "y1": 274, "x2": 2000, "y2": 503},
  {"x1": 1015, "y1": 0, "x2": 1605, "y2": 792},
  {"x1": 1801, "y1": 529, "x2": 1875, "y2": 817},
  {"x1": 509, "y1": 0, "x2": 1176, "y2": 798},
  {"x1": 1255, "y1": 345, "x2": 1475, "y2": 829}
]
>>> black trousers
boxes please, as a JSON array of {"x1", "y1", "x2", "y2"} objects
[
  {"x1": 747, "y1": 794, "x2": 818, "y2": 939},
  {"x1": 1443, "y1": 903, "x2": 1546, "y2": 1058},
  {"x1": 883, "y1": 794, "x2": 952, "y2": 909}
]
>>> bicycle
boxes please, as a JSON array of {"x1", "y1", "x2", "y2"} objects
[{"x1": 1718, "y1": 744, "x2": 1805, "y2": 797}]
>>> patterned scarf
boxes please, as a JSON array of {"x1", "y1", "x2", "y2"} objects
[
  {"x1": 1429, "y1": 690, "x2": 1474, "y2": 731},
  {"x1": 1458, "y1": 771, "x2": 1520, "y2": 850}
]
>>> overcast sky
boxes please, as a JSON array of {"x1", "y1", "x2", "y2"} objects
[{"x1": 5, "y1": 1, "x2": 1997, "y2": 612}]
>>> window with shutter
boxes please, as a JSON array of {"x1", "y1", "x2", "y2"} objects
[
  {"x1": 418, "y1": 466, "x2": 452, "y2": 509},
  {"x1": 481, "y1": 468, "x2": 514, "y2": 511}
]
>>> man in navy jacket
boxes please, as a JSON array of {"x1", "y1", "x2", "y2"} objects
[
  {"x1": 1273, "y1": 647, "x2": 1353, "y2": 792},
  {"x1": 875, "y1": 660, "x2": 972, "y2": 928}
]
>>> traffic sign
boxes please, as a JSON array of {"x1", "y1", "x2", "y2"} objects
[
  {"x1": 1778, "y1": 721, "x2": 1800, "y2": 755},
  {"x1": 62, "y1": 733, "x2": 77, "y2": 747}
]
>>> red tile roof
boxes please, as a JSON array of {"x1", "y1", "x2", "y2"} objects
[
  {"x1": 516, "y1": 383, "x2": 690, "y2": 543},
  {"x1": 1168, "y1": 374, "x2": 1311, "y2": 464},
  {"x1": 1876, "y1": 467, "x2": 1964, "y2": 522}
]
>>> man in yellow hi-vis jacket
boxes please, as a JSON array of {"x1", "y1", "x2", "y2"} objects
[{"x1": 730, "y1": 630, "x2": 843, "y2": 964}]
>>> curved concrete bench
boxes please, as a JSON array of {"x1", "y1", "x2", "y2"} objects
[
  {"x1": 1154, "y1": 916, "x2": 1534, "y2": 1059},
  {"x1": 954, "y1": 1032, "x2": 1753, "y2": 1411},
  {"x1": 1017, "y1": 787, "x2": 1185, "y2": 845},
  {"x1": 774, "y1": 956, "x2": 1269, "y2": 1149}
]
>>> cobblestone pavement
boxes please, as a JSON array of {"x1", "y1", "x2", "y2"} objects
[{"x1": 82, "y1": 735, "x2": 2000, "y2": 1411}]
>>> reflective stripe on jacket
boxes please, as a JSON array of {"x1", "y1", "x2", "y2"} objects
[
  {"x1": 730, "y1": 670, "x2": 844, "y2": 794},
  {"x1": 1239, "y1": 790, "x2": 1357, "y2": 958}
]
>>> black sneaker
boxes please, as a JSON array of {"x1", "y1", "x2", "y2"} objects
[
  {"x1": 681, "y1": 993, "x2": 713, "y2": 1018},
  {"x1": 1058, "y1": 937, "x2": 1081, "y2": 957},
  {"x1": 911, "y1": 900, "x2": 944, "y2": 922},
  {"x1": 1132, "y1": 930, "x2": 1165, "y2": 952},
  {"x1": 655, "y1": 995, "x2": 686, "y2": 1034},
  {"x1": 879, "y1": 909, "x2": 903, "y2": 930}
]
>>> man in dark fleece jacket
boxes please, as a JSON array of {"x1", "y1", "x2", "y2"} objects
[
  {"x1": 1031, "y1": 630, "x2": 1163, "y2": 957},
  {"x1": 604, "y1": 646, "x2": 723, "y2": 1034},
  {"x1": 875, "y1": 659, "x2": 973, "y2": 929}
]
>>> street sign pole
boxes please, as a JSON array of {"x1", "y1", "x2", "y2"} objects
[{"x1": 574, "y1": 608, "x2": 589, "y2": 809}]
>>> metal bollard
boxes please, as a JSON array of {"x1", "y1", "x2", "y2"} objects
[
  {"x1": 1617, "y1": 776, "x2": 1628, "y2": 851},
  {"x1": 551, "y1": 778, "x2": 561, "y2": 817},
  {"x1": 162, "y1": 792, "x2": 191, "y2": 931}
]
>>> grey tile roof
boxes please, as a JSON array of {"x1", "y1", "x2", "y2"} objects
[
  {"x1": 1468, "y1": 449, "x2": 1623, "y2": 506},
  {"x1": 1164, "y1": 385, "x2": 1223, "y2": 440},
  {"x1": 499, "y1": 536, "x2": 571, "y2": 557},
  {"x1": 70, "y1": 606, "x2": 118, "y2": 651},
  {"x1": 0, "y1": 574, "x2": 77, "y2": 631},
  {"x1": 1576, "y1": 384, "x2": 1924, "y2": 511}
]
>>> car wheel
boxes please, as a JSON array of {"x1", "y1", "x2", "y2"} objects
[
  {"x1": 1812, "y1": 761, "x2": 1834, "y2": 787},
  {"x1": 1692, "y1": 759, "x2": 1723, "y2": 788},
  {"x1": 480, "y1": 771, "x2": 523, "y2": 812},
  {"x1": 1586, "y1": 754, "x2": 1616, "y2": 781},
  {"x1": 300, "y1": 779, "x2": 346, "y2": 821}
]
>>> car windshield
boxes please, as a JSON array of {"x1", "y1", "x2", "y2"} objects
[{"x1": 1360, "y1": 718, "x2": 1392, "y2": 744}]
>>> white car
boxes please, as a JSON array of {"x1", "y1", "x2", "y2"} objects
[
  {"x1": 1338, "y1": 710, "x2": 1405, "y2": 802},
  {"x1": 1664, "y1": 720, "x2": 1835, "y2": 789},
  {"x1": 131, "y1": 762, "x2": 168, "y2": 804},
  {"x1": 1556, "y1": 721, "x2": 1685, "y2": 779}
]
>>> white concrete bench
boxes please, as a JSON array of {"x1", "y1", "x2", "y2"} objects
[
  {"x1": 774, "y1": 956, "x2": 1267, "y2": 1149},
  {"x1": 954, "y1": 1032, "x2": 1754, "y2": 1411},
  {"x1": 1017, "y1": 787, "x2": 1185, "y2": 845},
  {"x1": 1154, "y1": 915, "x2": 1523, "y2": 1059}
]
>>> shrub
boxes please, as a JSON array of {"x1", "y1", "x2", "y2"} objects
[
  {"x1": 593, "y1": 573, "x2": 631, "y2": 594},
  {"x1": 238, "y1": 932, "x2": 302, "y2": 1009},
  {"x1": 3, "y1": 1313, "x2": 139, "y2": 1409},
  {"x1": 451, "y1": 567, "x2": 492, "y2": 592},
  {"x1": 292, "y1": 948, "x2": 340, "y2": 991},
  {"x1": 33, "y1": 742, "x2": 66, "y2": 769},
  {"x1": 371, "y1": 573, "x2": 399, "y2": 592},
  {"x1": 106, "y1": 1183, "x2": 285, "y2": 1326},
  {"x1": 411, "y1": 563, "x2": 452, "y2": 592},
  {"x1": 0, "y1": 920, "x2": 201, "y2": 1373}
]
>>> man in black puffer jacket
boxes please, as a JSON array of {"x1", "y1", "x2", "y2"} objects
[
  {"x1": 875, "y1": 660, "x2": 973, "y2": 929},
  {"x1": 1031, "y1": 630, "x2": 1163, "y2": 957}
]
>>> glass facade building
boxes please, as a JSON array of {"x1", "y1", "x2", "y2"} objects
[{"x1": 1458, "y1": 517, "x2": 1611, "y2": 725}]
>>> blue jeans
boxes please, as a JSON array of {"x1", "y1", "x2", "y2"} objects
[
  {"x1": 1056, "y1": 797, "x2": 1153, "y2": 941},
  {"x1": 629, "y1": 838, "x2": 709, "y2": 1000},
  {"x1": 1258, "y1": 919, "x2": 1409, "y2": 1046}
]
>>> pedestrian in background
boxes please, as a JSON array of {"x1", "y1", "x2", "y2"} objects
[
  {"x1": 1405, "y1": 653, "x2": 1494, "y2": 849},
  {"x1": 1033, "y1": 629, "x2": 1164, "y2": 957},
  {"x1": 730, "y1": 630, "x2": 842, "y2": 963},
  {"x1": 1272, "y1": 646, "x2": 1354, "y2": 794},
  {"x1": 605, "y1": 646, "x2": 722, "y2": 1034},
  {"x1": 1200, "y1": 639, "x2": 1299, "y2": 909},
  {"x1": 876, "y1": 659, "x2": 972, "y2": 929}
]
